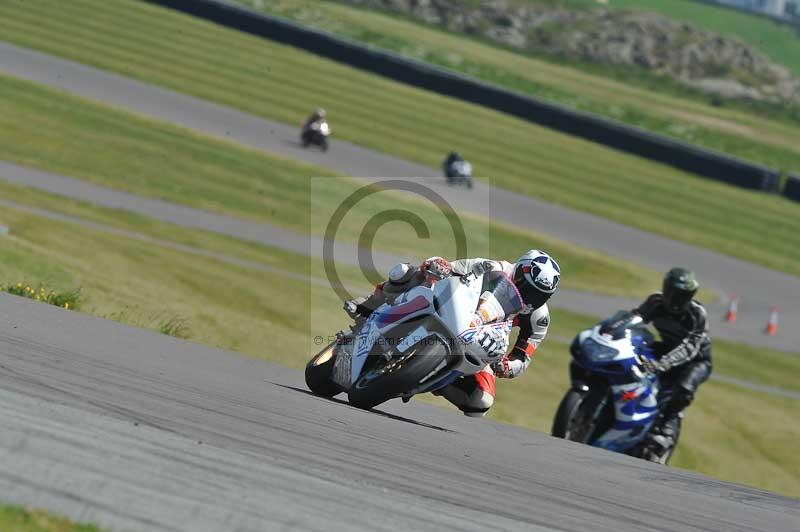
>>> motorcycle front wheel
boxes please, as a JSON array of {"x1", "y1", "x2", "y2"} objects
[
  {"x1": 551, "y1": 389, "x2": 585, "y2": 438},
  {"x1": 305, "y1": 342, "x2": 342, "y2": 397},
  {"x1": 348, "y1": 339, "x2": 452, "y2": 410},
  {"x1": 563, "y1": 386, "x2": 610, "y2": 444}
]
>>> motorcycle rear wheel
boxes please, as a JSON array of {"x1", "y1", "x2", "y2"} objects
[
  {"x1": 348, "y1": 339, "x2": 451, "y2": 410},
  {"x1": 305, "y1": 343, "x2": 341, "y2": 397}
]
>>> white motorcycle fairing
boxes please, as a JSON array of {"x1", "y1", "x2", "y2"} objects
[{"x1": 331, "y1": 274, "x2": 513, "y2": 395}]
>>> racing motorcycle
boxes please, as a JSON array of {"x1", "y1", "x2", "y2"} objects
[
  {"x1": 305, "y1": 263, "x2": 521, "y2": 410},
  {"x1": 444, "y1": 160, "x2": 474, "y2": 189},
  {"x1": 300, "y1": 120, "x2": 331, "y2": 151},
  {"x1": 551, "y1": 311, "x2": 676, "y2": 464}
]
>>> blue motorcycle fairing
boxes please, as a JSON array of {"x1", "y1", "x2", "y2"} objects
[{"x1": 571, "y1": 318, "x2": 661, "y2": 453}]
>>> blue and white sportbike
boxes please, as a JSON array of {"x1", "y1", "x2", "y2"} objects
[
  {"x1": 305, "y1": 263, "x2": 522, "y2": 410},
  {"x1": 551, "y1": 311, "x2": 677, "y2": 464}
]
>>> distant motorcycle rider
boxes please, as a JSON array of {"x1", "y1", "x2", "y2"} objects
[
  {"x1": 443, "y1": 151, "x2": 463, "y2": 177},
  {"x1": 442, "y1": 151, "x2": 472, "y2": 178},
  {"x1": 633, "y1": 267, "x2": 712, "y2": 453},
  {"x1": 303, "y1": 108, "x2": 327, "y2": 131},
  {"x1": 345, "y1": 250, "x2": 561, "y2": 417}
]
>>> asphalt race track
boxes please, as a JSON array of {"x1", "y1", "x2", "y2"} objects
[
  {"x1": 0, "y1": 42, "x2": 798, "y2": 351},
  {"x1": 1, "y1": 294, "x2": 797, "y2": 532}
]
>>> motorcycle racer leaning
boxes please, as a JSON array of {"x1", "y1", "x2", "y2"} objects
[{"x1": 344, "y1": 250, "x2": 560, "y2": 417}]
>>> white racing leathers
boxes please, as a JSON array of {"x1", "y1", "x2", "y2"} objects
[{"x1": 439, "y1": 258, "x2": 550, "y2": 417}]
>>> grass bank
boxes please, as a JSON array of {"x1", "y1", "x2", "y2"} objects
[
  {"x1": 0, "y1": 74, "x2": 661, "y2": 298},
  {"x1": 0, "y1": 197, "x2": 337, "y2": 362},
  {"x1": 0, "y1": 504, "x2": 101, "y2": 532},
  {"x1": 609, "y1": 0, "x2": 800, "y2": 78},
  {"x1": 2, "y1": 0, "x2": 798, "y2": 276},
  {"x1": 236, "y1": 0, "x2": 800, "y2": 172}
]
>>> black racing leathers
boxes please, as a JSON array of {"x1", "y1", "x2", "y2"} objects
[
  {"x1": 635, "y1": 294, "x2": 712, "y2": 369},
  {"x1": 634, "y1": 294, "x2": 713, "y2": 445}
]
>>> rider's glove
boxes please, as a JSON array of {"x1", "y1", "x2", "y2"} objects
[
  {"x1": 491, "y1": 356, "x2": 514, "y2": 379},
  {"x1": 344, "y1": 297, "x2": 372, "y2": 320},
  {"x1": 422, "y1": 257, "x2": 452, "y2": 281},
  {"x1": 639, "y1": 357, "x2": 666, "y2": 375}
]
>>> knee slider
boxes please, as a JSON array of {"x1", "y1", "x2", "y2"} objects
[
  {"x1": 472, "y1": 390, "x2": 494, "y2": 410},
  {"x1": 461, "y1": 391, "x2": 493, "y2": 417}
]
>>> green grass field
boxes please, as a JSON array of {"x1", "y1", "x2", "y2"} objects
[
  {"x1": 0, "y1": 504, "x2": 101, "y2": 532},
  {"x1": 1, "y1": 0, "x2": 799, "y2": 278},
  {"x1": 1, "y1": 189, "x2": 798, "y2": 497},
  {"x1": 0, "y1": 73, "x2": 662, "y2": 297},
  {"x1": 238, "y1": 0, "x2": 800, "y2": 173},
  {"x1": 0, "y1": 193, "x2": 338, "y2": 362}
]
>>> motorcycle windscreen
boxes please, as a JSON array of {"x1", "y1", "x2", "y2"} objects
[
  {"x1": 433, "y1": 277, "x2": 481, "y2": 337},
  {"x1": 479, "y1": 271, "x2": 524, "y2": 318},
  {"x1": 575, "y1": 328, "x2": 642, "y2": 380}
]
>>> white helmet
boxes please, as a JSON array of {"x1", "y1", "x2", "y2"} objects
[{"x1": 512, "y1": 250, "x2": 560, "y2": 308}]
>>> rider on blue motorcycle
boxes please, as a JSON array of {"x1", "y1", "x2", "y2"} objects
[
  {"x1": 345, "y1": 250, "x2": 560, "y2": 417},
  {"x1": 633, "y1": 267, "x2": 712, "y2": 453}
]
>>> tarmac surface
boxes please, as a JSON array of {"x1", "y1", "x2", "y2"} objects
[
  {"x1": 0, "y1": 42, "x2": 797, "y2": 350},
  {"x1": 0, "y1": 294, "x2": 797, "y2": 532}
]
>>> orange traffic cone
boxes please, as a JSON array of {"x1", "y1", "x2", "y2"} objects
[
  {"x1": 724, "y1": 295, "x2": 739, "y2": 324},
  {"x1": 764, "y1": 307, "x2": 779, "y2": 336}
]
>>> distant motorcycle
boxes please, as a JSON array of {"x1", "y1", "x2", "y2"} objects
[
  {"x1": 305, "y1": 263, "x2": 519, "y2": 410},
  {"x1": 444, "y1": 159, "x2": 474, "y2": 189},
  {"x1": 551, "y1": 311, "x2": 676, "y2": 464},
  {"x1": 301, "y1": 120, "x2": 331, "y2": 152}
]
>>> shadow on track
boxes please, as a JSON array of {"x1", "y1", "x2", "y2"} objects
[{"x1": 269, "y1": 382, "x2": 459, "y2": 433}]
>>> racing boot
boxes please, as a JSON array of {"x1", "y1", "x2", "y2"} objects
[{"x1": 643, "y1": 411, "x2": 682, "y2": 464}]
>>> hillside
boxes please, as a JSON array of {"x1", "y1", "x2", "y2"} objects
[
  {"x1": 339, "y1": 0, "x2": 800, "y2": 107},
  {"x1": 608, "y1": 0, "x2": 800, "y2": 79}
]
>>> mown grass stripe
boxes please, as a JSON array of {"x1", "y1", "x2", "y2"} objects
[{"x1": 1, "y1": 0, "x2": 799, "y2": 274}]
